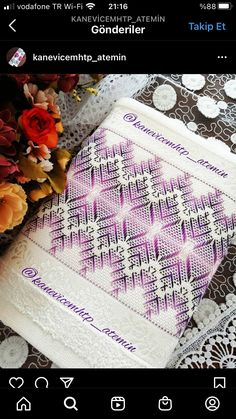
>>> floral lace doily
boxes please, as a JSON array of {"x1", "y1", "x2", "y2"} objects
[
  {"x1": 0, "y1": 336, "x2": 28, "y2": 368},
  {"x1": 197, "y1": 96, "x2": 220, "y2": 118},
  {"x1": 224, "y1": 79, "x2": 236, "y2": 99},
  {"x1": 152, "y1": 84, "x2": 177, "y2": 111},
  {"x1": 182, "y1": 74, "x2": 206, "y2": 91}
]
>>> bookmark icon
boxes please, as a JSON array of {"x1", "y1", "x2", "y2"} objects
[{"x1": 60, "y1": 377, "x2": 74, "y2": 388}]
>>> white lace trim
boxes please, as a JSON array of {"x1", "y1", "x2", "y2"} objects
[
  {"x1": 58, "y1": 74, "x2": 156, "y2": 151},
  {"x1": 0, "y1": 238, "x2": 177, "y2": 368},
  {"x1": 168, "y1": 294, "x2": 236, "y2": 368}
]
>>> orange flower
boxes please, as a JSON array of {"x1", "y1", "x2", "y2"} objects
[
  {"x1": 0, "y1": 182, "x2": 28, "y2": 233},
  {"x1": 29, "y1": 182, "x2": 53, "y2": 202},
  {"x1": 19, "y1": 108, "x2": 58, "y2": 149},
  {"x1": 26, "y1": 141, "x2": 51, "y2": 163},
  {"x1": 52, "y1": 112, "x2": 64, "y2": 135},
  {"x1": 24, "y1": 84, "x2": 60, "y2": 114},
  {"x1": 55, "y1": 120, "x2": 64, "y2": 135},
  {"x1": 44, "y1": 88, "x2": 60, "y2": 114},
  {"x1": 15, "y1": 174, "x2": 31, "y2": 184}
]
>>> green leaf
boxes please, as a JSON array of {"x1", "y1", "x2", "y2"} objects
[
  {"x1": 18, "y1": 154, "x2": 47, "y2": 180},
  {"x1": 39, "y1": 181, "x2": 53, "y2": 195},
  {"x1": 54, "y1": 148, "x2": 71, "y2": 170},
  {"x1": 46, "y1": 158, "x2": 67, "y2": 194},
  {"x1": 29, "y1": 181, "x2": 53, "y2": 202},
  {"x1": 55, "y1": 148, "x2": 71, "y2": 161}
]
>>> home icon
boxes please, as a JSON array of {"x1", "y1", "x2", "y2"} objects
[{"x1": 16, "y1": 397, "x2": 31, "y2": 412}]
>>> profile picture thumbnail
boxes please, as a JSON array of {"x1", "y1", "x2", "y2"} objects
[{"x1": 7, "y1": 47, "x2": 26, "y2": 67}]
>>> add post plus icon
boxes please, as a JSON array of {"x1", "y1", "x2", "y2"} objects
[{"x1": 60, "y1": 377, "x2": 74, "y2": 388}]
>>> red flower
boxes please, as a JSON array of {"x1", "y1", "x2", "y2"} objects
[
  {"x1": 0, "y1": 118, "x2": 17, "y2": 156},
  {"x1": 32, "y1": 74, "x2": 59, "y2": 85},
  {"x1": 9, "y1": 74, "x2": 30, "y2": 85},
  {"x1": 27, "y1": 74, "x2": 79, "y2": 92},
  {"x1": 0, "y1": 155, "x2": 19, "y2": 181},
  {"x1": 19, "y1": 108, "x2": 58, "y2": 149},
  {"x1": 0, "y1": 110, "x2": 17, "y2": 130},
  {"x1": 58, "y1": 74, "x2": 80, "y2": 92}
]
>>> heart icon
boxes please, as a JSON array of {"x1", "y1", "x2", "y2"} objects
[{"x1": 9, "y1": 377, "x2": 24, "y2": 389}]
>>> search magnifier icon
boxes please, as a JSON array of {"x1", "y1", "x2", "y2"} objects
[{"x1": 64, "y1": 396, "x2": 78, "y2": 411}]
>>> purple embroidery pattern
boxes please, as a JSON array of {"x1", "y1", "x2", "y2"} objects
[{"x1": 24, "y1": 128, "x2": 236, "y2": 337}]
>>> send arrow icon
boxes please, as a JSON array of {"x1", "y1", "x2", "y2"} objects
[{"x1": 60, "y1": 377, "x2": 74, "y2": 388}]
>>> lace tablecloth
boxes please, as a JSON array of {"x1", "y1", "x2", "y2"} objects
[{"x1": 0, "y1": 74, "x2": 236, "y2": 369}]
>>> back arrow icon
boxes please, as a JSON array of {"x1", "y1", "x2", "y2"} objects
[{"x1": 9, "y1": 19, "x2": 16, "y2": 32}]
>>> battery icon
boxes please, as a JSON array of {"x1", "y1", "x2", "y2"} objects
[{"x1": 217, "y1": 2, "x2": 233, "y2": 9}]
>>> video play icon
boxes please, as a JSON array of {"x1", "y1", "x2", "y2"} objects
[
  {"x1": 111, "y1": 396, "x2": 125, "y2": 411},
  {"x1": 60, "y1": 377, "x2": 74, "y2": 388}
]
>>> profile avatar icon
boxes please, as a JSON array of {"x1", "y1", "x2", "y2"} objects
[
  {"x1": 7, "y1": 47, "x2": 26, "y2": 67},
  {"x1": 205, "y1": 396, "x2": 220, "y2": 412}
]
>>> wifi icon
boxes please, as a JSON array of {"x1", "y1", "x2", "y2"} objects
[{"x1": 86, "y1": 3, "x2": 96, "y2": 10}]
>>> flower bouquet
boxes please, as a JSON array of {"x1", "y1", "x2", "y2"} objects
[{"x1": 0, "y1": 74, "x2": 101, "y2": 234}]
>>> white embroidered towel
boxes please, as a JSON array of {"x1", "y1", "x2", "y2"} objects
[{"x1": 0, "y1": 98, "x2": 236, "y2": 368}]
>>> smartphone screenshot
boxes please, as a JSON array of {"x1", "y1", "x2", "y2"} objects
[{"x1": 0, "y1": 0, "x2": 235, "y2": 417}]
